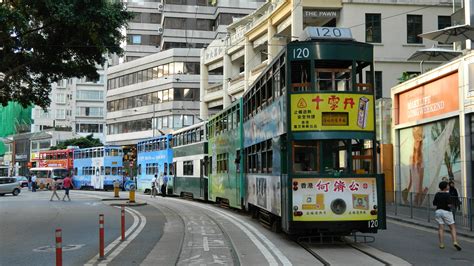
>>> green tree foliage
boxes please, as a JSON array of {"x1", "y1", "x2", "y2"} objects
[
  {"x1": 0, "y1": 0, "x2": 133, "y2": 108},
  {"x1": 50, "y1": 134, "x2": 103, "y2": 150},
  {"x1": 397, "y1": 72, "x2": 419, "y2": 84}
]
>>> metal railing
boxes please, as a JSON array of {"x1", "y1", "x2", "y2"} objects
[{"x1": 385, "y1": 191, "x2": 473, "y2": 231}]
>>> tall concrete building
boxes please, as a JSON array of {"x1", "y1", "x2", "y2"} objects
[
  {"x1": 31, "y1": 66, "x2": 107, "y2": 143},
  {"x1": 106, "y1": 0, "x2": 265, "y2": 145},
  {"x1": 199, "y1": 0, "x2": 453, "y2": 118}
]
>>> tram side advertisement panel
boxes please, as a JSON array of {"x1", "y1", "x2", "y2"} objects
[{"x1": 292, "y1": 177, "x2": 377, "y2": 222}]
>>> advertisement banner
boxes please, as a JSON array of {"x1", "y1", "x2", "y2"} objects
[
  {"x1": 292, "y1": 177, "x2": 378, "y2": 221},
  {"x1": 396, "y1": 72, "x2": 458, "y2": 125},
  {"x1": 290, "y1": 93, "x2": 374, "y2": 131},
  {"x1": 399, "y1": 118, "x2": 461, "y2": 206}
]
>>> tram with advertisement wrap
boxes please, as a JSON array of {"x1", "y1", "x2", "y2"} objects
[
  {"x1": 206, "y1": 27, "x2": 386, "y2": 235},
  {"x1": 136, "y1": 134, "x2": 174, "y2": 194},
  {"x1": 37, "y1": 149, "x2": 74, "y2": 172}
]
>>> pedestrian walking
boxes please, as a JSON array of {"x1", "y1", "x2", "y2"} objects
[
  {"x1": 27, "y1": 175, "x2": 32, "y2": 191},
  {"x1": 160, "y1": 181, "x2": 167, "y2": 197},
  {"x1": 49, "y1": 178, "x2": 61, "y2": 201},
  {"x1": 433, "y1": 181, "x2": 462, "y2": 250},
  {"x1": 151, "y1": 174, "x2": 158, "y2": 198},
  {"x1": 31, "y1": 174, "x2": 37, "y2": 192},
  {"x1": 62, "y1": 175, "x2": 74, "y2": 201},
  {"x1": 448, "y1": 180, "x2": 461, "y2": 221}
]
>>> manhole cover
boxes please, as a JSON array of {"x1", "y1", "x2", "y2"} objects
[{"x1": 33, "y1": 244, "x2": 84, "y2": 252}]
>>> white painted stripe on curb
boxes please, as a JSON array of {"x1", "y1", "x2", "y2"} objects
[
  {"x1": 85, "y1": 207, "x2": 140, "y2": 266},
  {"x1": 97, "y1": 207, "x2": 147, "y2": 265}
]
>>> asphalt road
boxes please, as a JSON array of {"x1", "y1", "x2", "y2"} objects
[
  {"x1": 368, "y1": 219, "x2": 474, "y2": 265},
  {"x1": 0, "y1": 188, "x2": 165, "y2": 266}
]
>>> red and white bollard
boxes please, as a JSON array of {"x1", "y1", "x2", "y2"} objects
[
  {"x1": 121, "y1": 205, "x2": 125, "y2": 241},
  {"x1": 99, "y1": 214, "x2": 105, "y2": 259},
  {"x1": 55, "y1": 228, "x2": 62, "y2": 266}
]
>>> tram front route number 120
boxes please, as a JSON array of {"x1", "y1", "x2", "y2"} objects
[
  {"x1": 292, "y1": 47, "x2": 310, "y2": 59},
  {"x1": 368, "y1": 219, "x2": 378, "y2": 228}
]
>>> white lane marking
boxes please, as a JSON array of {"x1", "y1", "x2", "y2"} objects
[
  {"x1": 85, "y1": 207, "x2": 140, "y2": 266},
  {"x1": 162, "y1": 197, "x2": 280, "y2": 266},
  {"x1": 203, "y1": 237, "x2": 209, "y2": 251},
  {"x1": 97, "y1": 207, "x2": 147, "y2": 265}
]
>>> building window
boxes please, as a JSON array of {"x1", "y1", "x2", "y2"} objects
[
  {"x1": 77, "y1": 90, "x2": 104, "y2": 101},
  {"x1": 365, "y1": 14, "x2": 381, "y2": 43},
  {"x1": 407, "y1": 15, "x2": 423, "y2": 44},
  {"x1": 366, "y1": 71, "x2": 383, "y2": 99},
  {"x1": 55, "y1": 109, "x2": 66, "y2": 119},
  {"x1": 438, "y1": 16, "x2": 451, "y2": 30},
  {"x1": 56, "y1": 93, "x2": 66, "y2": 104},
  {"x1": 128, "y1": 35, "x2": 142, "y2": 45}
]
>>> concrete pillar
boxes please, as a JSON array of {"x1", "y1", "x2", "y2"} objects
[
  {"x1": 291, "y1": 0, "x2": 304, "y2": 41},
  {"x1": 223, "y1": 53, "x2": 232, "y2": 108},
  {"x1": 199, "y1": 48, "x2": 209, "y2": 120},
  {"x1": 244, "y1": 36, "x2": 256, "y2": 92},
  {"x1": 267, "y1": 20, "x2": 278, "y2": 63}
]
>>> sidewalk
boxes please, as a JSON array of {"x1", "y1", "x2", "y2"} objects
[{"x1": 387, "y1": 214, "x2": 474, "y2": 239}]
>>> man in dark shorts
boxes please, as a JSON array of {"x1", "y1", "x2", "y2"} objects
[
  {"x1": 433, "y1": 181, "x2": 461, "y2": 250},
  {"x1": 62, "y1": 175, "x2": 74, "y2": 201}
]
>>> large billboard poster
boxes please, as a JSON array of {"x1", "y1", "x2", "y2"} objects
[
  {"x1": 399, "y1": 118, "x2": 461, "y2": 206},
  {"x1": 290, "y1": 93, "x2": 374, "y2": 132},
  {"x1": 292, "y1": 177, "x2": 378, "y2": 221}
]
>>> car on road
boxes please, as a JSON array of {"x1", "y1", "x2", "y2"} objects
[
  {"x1": 14, "y1": 176, "x2": 29, "y2": 188},
  {"x1": 0, "y1": 177, "x2": 21, "y2": 196}
]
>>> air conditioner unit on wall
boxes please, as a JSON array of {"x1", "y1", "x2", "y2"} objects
[{"x1": 157, "y1": 26, "x2": 163, "y2": 35}]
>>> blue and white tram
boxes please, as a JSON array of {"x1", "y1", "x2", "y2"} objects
[
  {"x1": 136, "y1": 134, "x2": 173, "y2": 193},
  {"x1": 73, "y1": 146, "x2": 123, "y2": 190}
]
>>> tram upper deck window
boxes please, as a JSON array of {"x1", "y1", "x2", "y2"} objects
[
  {"x1": 316, "y1": 69, "x2": 351, "y2": 91},
  {"x1": 291, "y1": 61, "x2": 310, "y2": 92}
]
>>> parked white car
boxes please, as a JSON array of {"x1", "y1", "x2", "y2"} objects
[{"x1": 0, "y1": 177, "x2": 21, "y2": 196}]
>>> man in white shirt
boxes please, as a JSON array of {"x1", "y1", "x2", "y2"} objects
[
  {"x1": 31, "y1": 175, "x2": 37, "y2": 192},
  {"x1": 151, "y1": 174, "x2": 157, "y2": 198}
]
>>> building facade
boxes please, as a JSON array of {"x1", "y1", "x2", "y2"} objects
[
  {"x1": 199, "y1": 0, "x2": 452, "y2": 118},
  {"x1": 31, "y1": 67, "x2": 107, "y2": 143},
  {"x1": 106, "y1": 0, "x2": 264, "y2": 145},
  {"x1": 392, "y1": 51, "x2": 474, "y2": 201}
]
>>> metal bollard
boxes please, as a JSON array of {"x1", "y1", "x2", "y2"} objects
[
  {"x1": 121, "y1": 205, "x2": 125, "y2": 241},
  {"x1": 129, "y1": 185, "x2": 136, "y2": 203},
  {"x1": 99, "y1": 214, "x2": 105, "y2": 259},
  {"x1": 114, "y1": 180, "x2": 120, "y2": 198},
  {"x1": 427, "y1": 194, "x2": 430, "y2": 223},
  {"x1": 55, "y1": 229, "x2": 62, "y2": 266}
]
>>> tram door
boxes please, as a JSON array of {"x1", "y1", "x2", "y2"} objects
[{"x1": 200, "y1": 158, "x2": 209, "y2": 200}]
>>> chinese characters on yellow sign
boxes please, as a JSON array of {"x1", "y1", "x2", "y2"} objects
[
  {"x1": 292, "y1": 177, "x2": 378, "y2": 221},
  {"x1": 290, "y1": 93, "x2": 374, "y2": 131}
]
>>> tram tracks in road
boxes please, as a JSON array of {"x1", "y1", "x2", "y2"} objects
[
  {"x1": 138, "y1": 194, "x2": 241, "y2": 266},
  {"x1": 296, "y1": 236, "x2": 394, "y2": 266}
]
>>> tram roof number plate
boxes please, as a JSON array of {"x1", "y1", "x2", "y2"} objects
[{"x1": 300, "y1": 27, "x2": 353, "y2": 41}]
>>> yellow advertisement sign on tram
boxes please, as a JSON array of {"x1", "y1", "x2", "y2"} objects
[
  {"x1": 290, "y1": 93, "x2": 374, "y2": 131},
  {"x1": 292, "y1": 177, "x2": 378, "y2": 221}
]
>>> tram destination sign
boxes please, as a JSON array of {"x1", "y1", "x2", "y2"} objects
[{"x1": 290, "y1": 93, "x2": 374, "y2": 132}]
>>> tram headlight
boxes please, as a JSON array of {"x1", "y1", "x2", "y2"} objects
[
  {"x1": 293, "y1": 206, "x2": 298, "y2": 211},
  {"x1": 330, "y1": 198, "x2": 347, "y2": 215}
]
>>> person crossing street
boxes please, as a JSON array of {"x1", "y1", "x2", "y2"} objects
[{"x1": 62, "y1": 175, "x2": 74, "y2": 201}]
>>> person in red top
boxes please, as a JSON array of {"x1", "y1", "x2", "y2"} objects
[{"x1": 62, "y1": 175, "x2": 74, "y2": 201}]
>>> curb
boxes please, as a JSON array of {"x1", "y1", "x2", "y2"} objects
[
  {"x1": 102, "y1": 198, "x2": 129, "y2": 201},
  {"x1": 388, "y1": 215, "x2": 474, "y2": 238},
  {"x1": 110, "y1": 202, "x2": 147, "y2": 207}
]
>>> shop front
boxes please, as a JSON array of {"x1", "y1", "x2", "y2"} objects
[{"x1": 392, "y1": 65, "x2": 469, "y2": 204}]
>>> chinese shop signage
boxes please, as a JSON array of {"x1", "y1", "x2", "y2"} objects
[
  {"x1": 290, "y1": 93, "x2": 374, "y2": 131},
  {"x1": 292, "y1": 177, "x2": 378, "y2": 222}
]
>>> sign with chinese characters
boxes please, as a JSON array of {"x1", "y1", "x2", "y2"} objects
[
  {"x1": 292, "y1": 177, "x2": 378, "y2": 221},
  {"x1": 290, "y1": 93, "x2": 374, "y2": 132}
]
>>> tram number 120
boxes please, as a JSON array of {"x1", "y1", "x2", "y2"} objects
[
  {"x1": 368, "y1": 219, "x2": 378, "y2": 228},
  {"x1": 292, "y1": 47, "x2": 310, "y2": 59}
]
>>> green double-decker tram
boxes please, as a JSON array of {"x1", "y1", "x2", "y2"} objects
[
  {"x1": 207, "y1": 27, "x2": 386, "y2": 235},
  {"x1": 207, "y1": 100, "x2": 244, "y2": 208}
]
